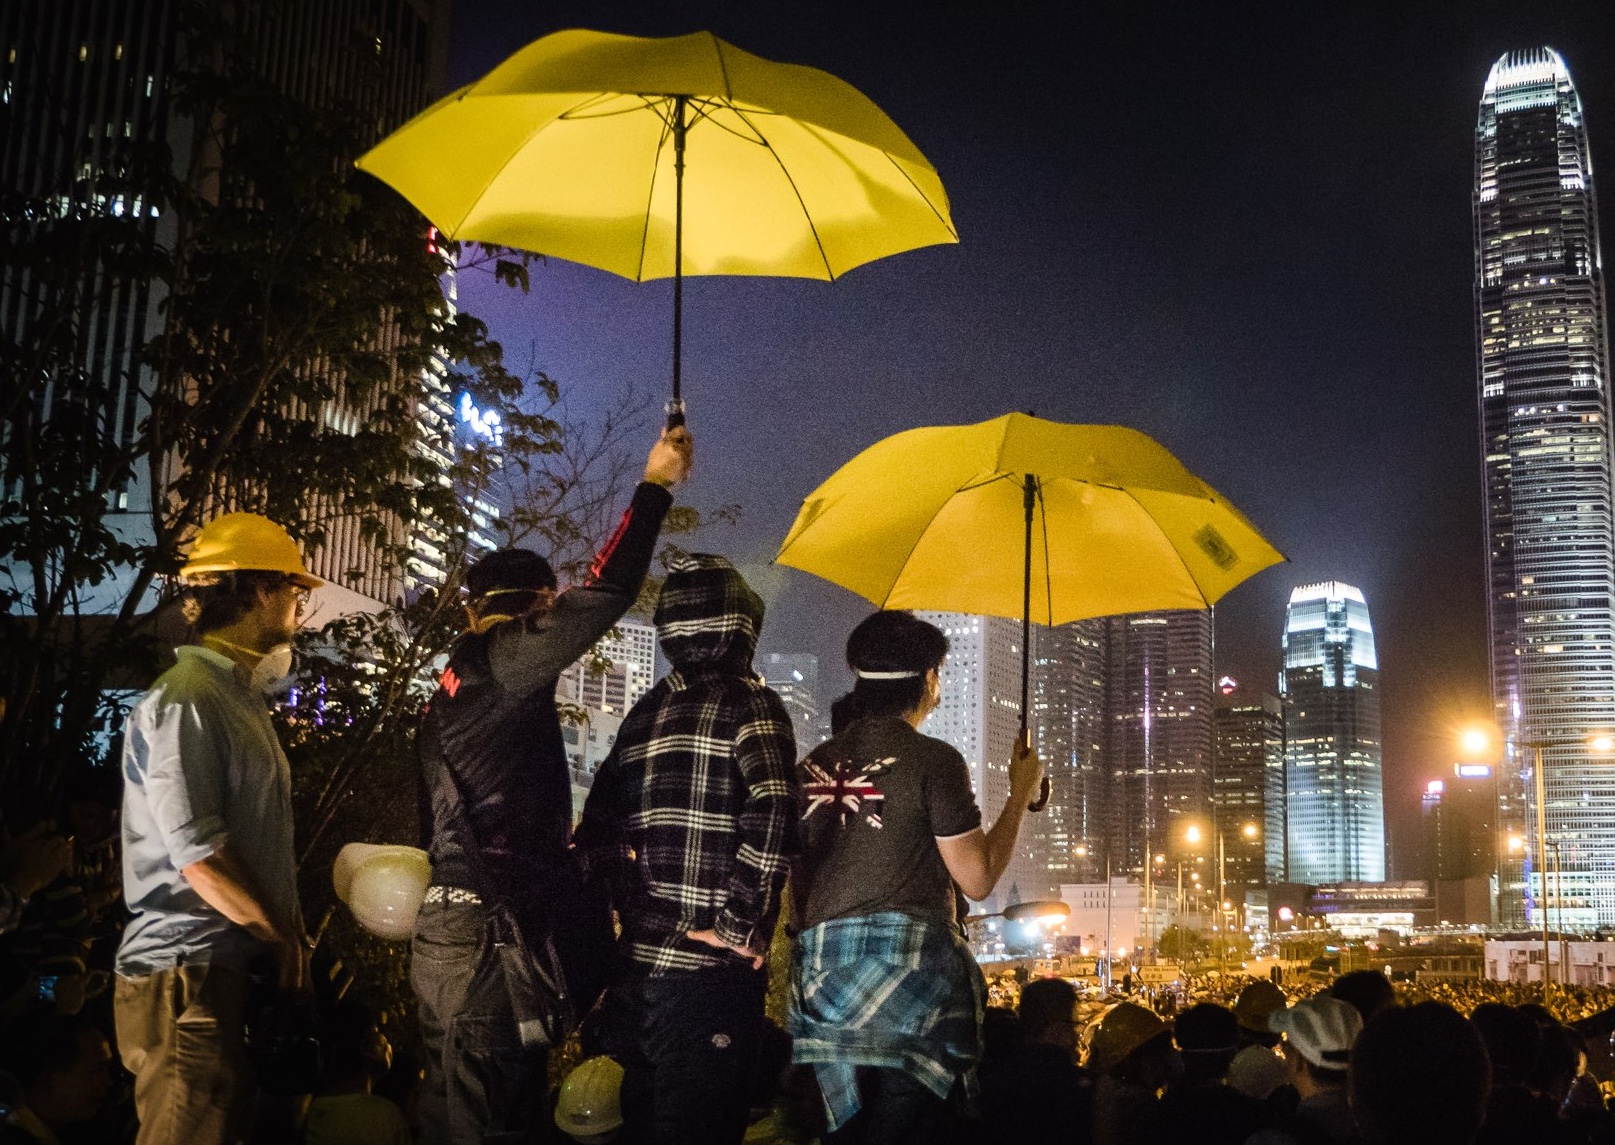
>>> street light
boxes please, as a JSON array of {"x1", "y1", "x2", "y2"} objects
[
  {"x1": 1185, "y1": 819, "x2": 1261, "y2": 971},
  {"x1": 963, "y1": 900, "x2": 1070, "y2": 962}
]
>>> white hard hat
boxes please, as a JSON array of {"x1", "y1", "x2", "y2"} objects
[
  {"x1": 554, "y1": 1056, "x2": 625, "y2": 1143},
  {"x1": 332, "y1": 843, "x2": 431, "y2": 941}
]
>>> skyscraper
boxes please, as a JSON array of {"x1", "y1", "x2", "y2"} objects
[
  {"x1": 1, "y1": 0, "x2": 453, "y2": 612},
  {"x1": 921, "y1": 611, "x2": 1045, "y2": 909},
  {"x1": 760, "y1": 652, "x2": 831, "y2": 752},
  {"x1": 1212, "y1": 679, "x2": 1283, "y2": 889},
  {"x1": 1102, "y1": 611, "x2": 1214, "y2": 875},
  {"x1": 1475, "y1": 47, "x2": 1615, "y2": 927},
  {"x1": 1030, "y1": 620, "x2": 1109, "y2": 886},
  {"x1": 556, "y1": 618, "x2": 658, "y2": 716},
  {"x1": 1280, "y1": 582, "x2": 1384, "y2": 883}
]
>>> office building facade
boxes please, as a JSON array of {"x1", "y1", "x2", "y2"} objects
[
  {"x1": 1475, "y1": 47, "x2": 1615, "y2": 927},
  {"x1": 2, "y1": 0, "x2": 455, "y2": 615},
  {"x1": 1213, "y1": 680, "x2": 1283, "y2": 889},
  {"x1": 921, "y1": 611, "x2": 1046, "y2": 909},
  {"x1": 760, "y1": 651, "x2": 831, "y2": 752},
  {"x1": 1102, "y1": 610, "x2": 1214, "y2": 876},
  {"x1": 1030, "y1": 620, "x2": 1110, "y2": 887},
  {"x1": 1280, "y1": 582, "x2": 1385, "y2": 883}
]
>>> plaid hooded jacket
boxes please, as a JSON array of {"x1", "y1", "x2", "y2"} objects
[{"x1": 575, "y1": 554, "x2": 798, "y2": 974}]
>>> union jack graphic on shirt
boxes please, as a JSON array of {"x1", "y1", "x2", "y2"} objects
[{"x1": 802, "y1": 756, "x2": 892, "y2": 829}]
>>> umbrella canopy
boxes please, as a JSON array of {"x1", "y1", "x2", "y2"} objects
[
  {"x1": 355, "y1": 28, "x2": 957, "y2": 282},
  {"x1": 776, "y1": 412, "x2": 1284, "y2": 625}
]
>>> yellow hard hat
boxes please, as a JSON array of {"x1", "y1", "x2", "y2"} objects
[
  {"x1": 333, "y1": 843, "x2": 431, "y2": 941},
  {"x1": 179, "y1": 512, "x2": 322, "y2": 588},
  {"x1": 554, "y1": 1056, "x2": 625, "y2": 1143}
]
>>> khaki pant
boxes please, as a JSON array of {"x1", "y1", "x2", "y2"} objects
[{"x1": 114, "y1": 962, "x2": 256, "y2": 1145}]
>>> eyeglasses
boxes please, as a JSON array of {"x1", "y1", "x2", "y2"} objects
[{"x1": 280, "y1": 578, "x2": 311, "y2": 612}]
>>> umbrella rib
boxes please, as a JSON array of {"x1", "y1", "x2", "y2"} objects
[
  {"x1": 956, "y1": 473, "x2": 1019, "y2": 494},
  {"x1": 877, "y1": 471, "x2": 1019, "y2": 610},
  {"x1": 450, "y1": 91, "x2": 623, "y2": 238},
  {"x1": 880, "y1": 151, "x2": 959, "y2": 241},
  {"x1": 636, "y1": 108, "x2": 675, "y2": 283},
  {"x1": 1038, "y1": 480, "x2": 1054, "y2": 627},
  {"x1": 710, "y1": 32, "x2": 735, "y2": 103},
  {"x1": 1122, "y1": 486, "x2": 1212, "y2": 608},
  {"x1": 733, "y1": 107, "x2": 835, "y2": 280}
]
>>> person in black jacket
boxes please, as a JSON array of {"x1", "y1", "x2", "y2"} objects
[
  {"x1": 576, "y1": 553, "x2": 798, "y2": 1145},
  {"x1": 411, "y1": 426, "x2": 692, "y2": 1145}
]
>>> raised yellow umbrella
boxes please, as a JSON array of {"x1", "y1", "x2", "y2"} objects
[
  {"x1": 776, "y1": 412, "x2": 1286, "y2": 808},
  {"x1": 356, "y1": 28, "x2": 957, "y2": 422}
]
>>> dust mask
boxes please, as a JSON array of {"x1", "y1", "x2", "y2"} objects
[
  {"x1": 206, "y1": 637, "x2": 295, "y2": 694},
  {"x1": 251, "y1": 643, "x2": 295, "y2": 694}
]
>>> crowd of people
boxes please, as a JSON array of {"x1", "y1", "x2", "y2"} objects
[{"x1": 6, "y1": 422, "x2": 1615, "y2": 1144}]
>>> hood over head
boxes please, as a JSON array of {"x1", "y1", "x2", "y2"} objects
[{"x1": 654, "y1": 553, "x2": 764, "y2": 675}]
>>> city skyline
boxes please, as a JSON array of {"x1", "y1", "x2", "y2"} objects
[{"x1": 445, "y1": 5, "x2": 1613, "y2": 877}]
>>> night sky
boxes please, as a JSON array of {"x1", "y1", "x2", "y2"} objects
[{"x1": 440, "y1": 2, "x2": 1615, "y2": 873}]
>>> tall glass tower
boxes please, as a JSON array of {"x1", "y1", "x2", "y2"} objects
[
  {"x1": 1280, "y1": 583, "x2": 1384, "y2": 884},
  {"x1": 1475, "y1": 48, "x2": 1615, "y2": 927}
]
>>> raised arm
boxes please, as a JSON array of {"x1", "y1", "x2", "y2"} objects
[
  {"x1": 936, "y1": 739, "x2": 1044, "y2": 902},
  {"x1": 489, "y1": 428, "x2": 692, "y2": 694}
]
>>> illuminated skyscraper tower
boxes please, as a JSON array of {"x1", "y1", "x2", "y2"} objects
[
  {"x1": 1280, "y1": 583, "x2": 1384, "y2": 884},
  {"x1": 1475, "y1": 48, "x2": 1615, "y2": 926},
  {"x1": 1103, "y1": 611, "x2": 1214, "y2": 876}
]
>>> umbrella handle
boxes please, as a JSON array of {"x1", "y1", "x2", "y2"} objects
[
  {"x1": 665, "y1": 398, "x2": 686, "y2": 430},
  {"x1": 1018, "y1": 725, "x2": 1050, "y2": 812}
]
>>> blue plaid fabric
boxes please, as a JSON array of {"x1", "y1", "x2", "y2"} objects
[{"x1": 788, "y1": 911, "x2": 984, "y2": 1130}]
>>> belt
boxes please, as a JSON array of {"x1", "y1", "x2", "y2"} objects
[{"x1": 423, "y1": 886, "x2": 482, "y2": 905}]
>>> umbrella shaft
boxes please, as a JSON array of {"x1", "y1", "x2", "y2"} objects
[
  {"x1": 1020, "y1": 475, "x2": 1035, "y2": 724},
  {"x1": 672, "y1": 94, "x2": 687, "y2": 405}
]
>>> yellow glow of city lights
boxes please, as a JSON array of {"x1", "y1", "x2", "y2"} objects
[
  {"x1": 1185, "y1": 825, "x2": 1203, "y2": 844},
  {"x1": 1591, "y1": 735, "x2": 1615, "y2": 754},
  {"x1": 1242, "y1": 823, "x2": 1259, "y2": 839},
  {"x1": 1458, "y1": 727, "x2": 1492, "y2": 757},
  {"x1": 1075, "y1": 845, "x2": 1089, "y2": 857},
  {"x1": 1155, "y1": 853, "x2": 1166, "y2": 864},
  {"x1": 1508, "y1": 836, "x2": 1525, "y2": 853}
]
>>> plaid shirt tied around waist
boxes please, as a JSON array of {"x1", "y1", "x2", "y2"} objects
[{"x1": 788, "y1": 910, "x2": 985, "y2": 1130}]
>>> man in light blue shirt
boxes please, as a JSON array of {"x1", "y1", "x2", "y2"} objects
[{"x1": 113, "y1": 512, "x2": 319, "y2": 1145}]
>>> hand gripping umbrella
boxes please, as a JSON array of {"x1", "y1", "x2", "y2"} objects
[
  {"x1": 775, "y1": 413, "x2": 1286, "y2": 810},
  {"x1": 356, "y1": 28, "x2": 958, "y2": 426}
]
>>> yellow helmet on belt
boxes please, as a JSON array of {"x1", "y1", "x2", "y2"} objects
[
  {"x1": 179, "y1": 513, "x2": 322, "y2": 588},
  {"x1": 554, "y1": 1056, "x2": 624, "y2": 1143}
]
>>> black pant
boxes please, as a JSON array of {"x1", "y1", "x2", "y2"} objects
[
  {"x1": 411, "y1": 900, "x2": 546, "y2": 1145},
  {"x1": 607, "y1": 964, "x2": 766, "y2": 1145},
  {"x1": 826, "y1": 1067, "x2": 951, "y2": 1145}
]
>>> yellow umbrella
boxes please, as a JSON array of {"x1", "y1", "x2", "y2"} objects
[
  {"x1": 356, "y1": 28, "x2": 957, "y2": 419},
  {"x1": 776, "y1": 412, "x2": 1285, "y2": 807}
]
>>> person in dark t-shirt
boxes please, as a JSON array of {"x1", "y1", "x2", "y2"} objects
[{"x1": 789, "y1": 611, "x2": 1043, "y2": 1144}]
